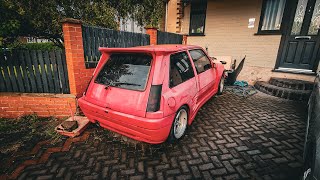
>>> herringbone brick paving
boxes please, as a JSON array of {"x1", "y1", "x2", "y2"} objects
[{"x1": 4, "y1": 92, "x2": 308, "y2": 179}]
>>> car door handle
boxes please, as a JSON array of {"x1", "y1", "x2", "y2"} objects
[{"x1": 295, "y1": 36, "x2": 311, "y2": 40}]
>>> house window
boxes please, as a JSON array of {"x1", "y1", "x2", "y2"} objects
[
  {"x1": 189, "y1": 0, "x2": 207, "y2": 36},
  {"x1": 258, "y1": 0, "x2": 287, "y2": 34}
]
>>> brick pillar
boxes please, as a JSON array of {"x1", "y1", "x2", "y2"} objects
[
  {"x1": 145, "y1": 27, "x2": 158, "y2": 45},
  {"x1": 182, "y1": 34, "x2": 188, "y2": 45},
  {"x1": 61, "y1": 18, "x2": 94, "y2": 98}
]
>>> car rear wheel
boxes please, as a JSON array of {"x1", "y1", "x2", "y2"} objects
[
  {"x1": 218, "y1": 75, "x2": 225, "y2": 95},
  {"x1": 168, "y1": 106, "x2": 188, "y2": 143}
]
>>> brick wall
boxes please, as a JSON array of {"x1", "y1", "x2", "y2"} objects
[
  {"x1": 0, "y1": 93, "x2": 76, "y2": 118},
  {"x1": 145, "y1": 28, "x2": 158, "y2": 45},
  {"x1": 0, "y1": 19, "x2": 90, "y2": 119},
  {"x1": 62, "y1": 18, "x2": 94, "y2": 98}
]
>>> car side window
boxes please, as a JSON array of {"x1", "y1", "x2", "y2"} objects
[
  {"x1": 169, "y1": 51, "x2": 195, "y2": 88},
  {"x1": 189, "y1": 49, "x2": 212, "y2": 74}
]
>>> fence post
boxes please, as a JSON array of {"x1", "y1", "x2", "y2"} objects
[
  {"x1": 61, "y1": 18, "x2": 94, "y2": 98},
  {"x1": 145, "y1": 27, "x2": 158, "y2": 45},
  {"x1": 182, "y1": 34, "x2": 188, "y2": 45}
]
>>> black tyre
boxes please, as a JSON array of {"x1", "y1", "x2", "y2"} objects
[
  {"x1": 218, "y1": 75, "x2": 225, "y2": 95},
  {"x1": 167, "y1": 106, "x2": 188, "y2": 143}
]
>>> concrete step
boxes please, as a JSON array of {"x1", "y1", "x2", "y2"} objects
[
  {"x1": 269, "y1": 77, "x2": 314, "y2": 90},
  {"x1": 254, "y1": 81, "x2": 312, "y2": 101}
]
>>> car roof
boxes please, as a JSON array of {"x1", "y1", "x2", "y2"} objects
[{"x1": 99, "y1": 44, "x2": 202, "y2": 54}]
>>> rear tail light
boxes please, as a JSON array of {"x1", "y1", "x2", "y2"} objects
[{"x1": 147, "y1": 85, "x2": 162, "y2": 112}]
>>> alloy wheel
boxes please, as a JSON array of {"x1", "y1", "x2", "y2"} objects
[{"x1": 173, "y1": 109, "x2": 188, "y2": 139}]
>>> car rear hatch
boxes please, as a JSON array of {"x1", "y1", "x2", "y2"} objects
[{"x1": 84, "y1": 52, "x2": 154, "y2": 118}]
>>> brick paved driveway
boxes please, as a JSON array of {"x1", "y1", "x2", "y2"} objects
[{"x1": 4, "y1": 92, "x2": 307, "y2": 180}]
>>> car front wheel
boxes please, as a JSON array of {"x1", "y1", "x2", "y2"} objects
[
  {"x1": 218, "y1": 75, "x2": 225, "y2": 95},
  {"x1": 168, "y1": 106, "x2": 188, "y2": 143}
]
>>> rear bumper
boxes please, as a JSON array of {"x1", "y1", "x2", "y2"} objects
[{"x1": 78, "y1": 97, "x2": 174, "y2": 144}]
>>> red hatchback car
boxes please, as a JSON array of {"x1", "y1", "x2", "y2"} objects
[{"x1": 78, "y1": 45, "x2": 225, "y2": 144}]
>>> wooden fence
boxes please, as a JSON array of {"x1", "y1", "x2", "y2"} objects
[
  {"x1": 0, "y1": 49, "x2": 70, "y2": 93},
  {"x1": 157, "y1": 31, "x2": 183, "y2": 44},
  {"x1": 82, "y1": 25, "x2": 150, "y2": 68}
]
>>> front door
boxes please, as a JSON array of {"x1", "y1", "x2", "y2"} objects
[
  {"x1": 277, "y1": 0, "x2": 320, "y2": 71},
  {"x1": 188, "y1": 49, "x2": 216, "y2": 103}
]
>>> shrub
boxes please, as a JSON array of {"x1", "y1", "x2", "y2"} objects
[{"x1": 13, "y1": 42, "x2": 62, "y2": 50}]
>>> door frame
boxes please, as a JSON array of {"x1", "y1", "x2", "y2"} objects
[{"x1": 274, "y1": 0, "x2": 320, "y2": 72}]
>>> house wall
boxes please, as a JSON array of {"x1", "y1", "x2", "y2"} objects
[
  {"x1": 167, "y1": 0, "x2": 179, "y2": 33},
  {"x1": 175, "y1": 0, "x2": 316, "y2": 84}
]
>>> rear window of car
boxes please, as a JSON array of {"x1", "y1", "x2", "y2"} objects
[{"x1": 95, "y1": 53, "x2": 152, "y2": 91}]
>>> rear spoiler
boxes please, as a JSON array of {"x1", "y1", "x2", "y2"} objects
[
  {"x1": 98, "y1": 46, "x2": 196, "y2": 54},
  {"x1": 99, "y1": 47, "x2": 157, "y2": 53}
]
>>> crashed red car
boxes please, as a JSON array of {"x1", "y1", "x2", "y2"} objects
[{"x1": 78, "y1": 45, "x2": 225, "y2": 144}]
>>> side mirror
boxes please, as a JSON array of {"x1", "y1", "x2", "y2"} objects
[{"x1": 220, "y1": 61, "x2": 227, "y2": 65}]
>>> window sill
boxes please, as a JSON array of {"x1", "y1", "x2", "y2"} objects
[
  {"x1": 188, "y1": 33, "x2": 206, "y2": 36},
  {"x1": 254, "y1": 31, "x2": 283, "y2": 35}
]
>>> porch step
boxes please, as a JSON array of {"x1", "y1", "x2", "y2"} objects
[
  {"x1": 254, "y1": 81, "x2": 312, "y2": 101},
  {"x1": 269, "y1": 77, "x2": 314, "y2": 90}
]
